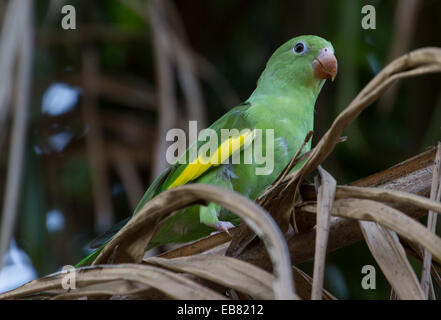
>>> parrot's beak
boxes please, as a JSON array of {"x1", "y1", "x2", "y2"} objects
[{"x1": 312, "y1": 47, "x2": 338, "y2": 81}]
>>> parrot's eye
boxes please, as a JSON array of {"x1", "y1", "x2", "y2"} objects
[{"x1": 293, "y1": 41, "x2": 307, "y2": 55}]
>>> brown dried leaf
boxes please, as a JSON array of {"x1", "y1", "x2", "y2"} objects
[
  {"x1": 421, "y1": 142, "x2": 441, "y2": 298},
  {"x1": 311, "y1": 166, "x2": 336, "y2": 300},
  {"x1": 145, "y1": 255, "x2": 275, "y2": 299},
  {"x1": 51, "y1": 280, "x2": 151, "y2": 300},
  {"x1": 0, "y1": 264, "x2": 227, "y2": 300},
  {"x1": 360, "y1": 221, "x2": 425, "y2": 299},
  {"x1": 307, "y1": 199, "x2": 441, "y2": 263},
  {"x1": 334, "y1": 185, "x2": 441, "y2": 214}
]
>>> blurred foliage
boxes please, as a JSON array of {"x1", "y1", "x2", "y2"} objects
[{"x1": 1, "y1": 0, "x2": 441, "y2": 298}]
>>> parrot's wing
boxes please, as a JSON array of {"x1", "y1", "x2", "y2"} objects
[
  {"x1": 164, "y1": 128, "x2": 255, "y2": 189},
  {"x1": 158, "y1": 102, "x2": 253, "y2": 191}
]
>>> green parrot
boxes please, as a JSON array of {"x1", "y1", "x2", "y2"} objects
[{"x1": 76, "y1": 35, "x2": 337, "y2": 266}]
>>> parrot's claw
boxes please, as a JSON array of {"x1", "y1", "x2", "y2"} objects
[{"x1": 210, "y1": 221, "x2": 235, "y2": 236}]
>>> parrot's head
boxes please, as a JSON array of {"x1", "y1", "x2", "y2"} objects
[{"x1": 255, "y1": 35, "x2": 337, "y2": 97}]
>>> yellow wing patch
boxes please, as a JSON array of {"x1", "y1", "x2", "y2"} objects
[{"x1": 167, "y1": 129, "x2": 255, "y2": 189}]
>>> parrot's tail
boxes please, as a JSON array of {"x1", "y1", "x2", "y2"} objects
[
  {"x1": 75, "y1": 217, "x2": 131, "y2": 267},
  {"x1": 74, "y1": 246, "x2": 103, "y2": 268}
]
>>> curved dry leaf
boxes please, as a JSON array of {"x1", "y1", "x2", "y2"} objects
[
  {"x1": 0, "y1": 264, "x2": 227, "y2": 300},
  {"x1": 335, "y1": 185, "x2": 441, "y2": 215},
  {"x1": 311, "y1": 166, "x2": 336, "y2": 300},
  {"x1": 421, "y1": 142, "x2": 441, "y2": 298},
  {"x1": 359, "y1": 221, "x2": 425, "y2": 300},
  {"x1": 144, "y1": 255, "x2": 275, "y2": 299},
  {"x1": 51, "y1": 280, "x2": 152, "y2": 300},
  {"x1": 94, "y1": 184, "x2": 297, "y2": 299},
  {"x1": 302, "y1": 199, "x2": 441, "y2": 264}
]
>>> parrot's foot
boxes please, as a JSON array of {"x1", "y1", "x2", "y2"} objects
[{"x1": 210, "y1": 221, "x2": 235, "y2": 236}]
